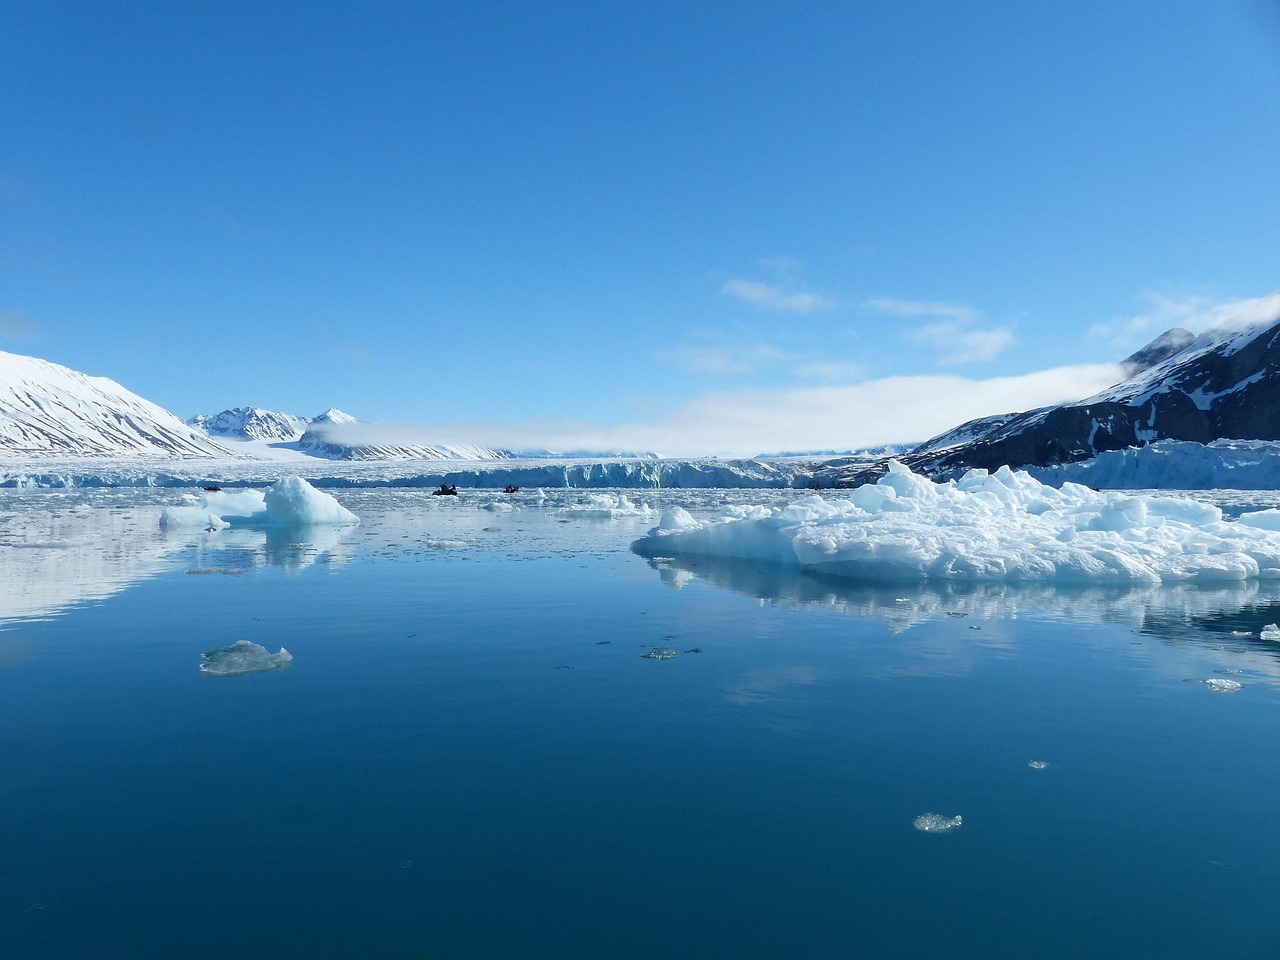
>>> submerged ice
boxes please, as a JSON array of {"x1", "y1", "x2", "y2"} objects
[
  {"x1": 160, "y1": 476, "x2": 359, "y2": 529},
  {"x1": 199, "y1": 640, "x2": 293, "y2": 676},
  {"x1": 634, "y1": 461, "x2": 1280, "y2": 584},
  {"x1": 913, "y1": 813, "x2": 963, "y2": 833}
]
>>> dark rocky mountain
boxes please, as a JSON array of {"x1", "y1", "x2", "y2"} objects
[
  {"x1": 1119, "y1": 327, "x2": 1196, "y2": 376},
  {"x1": 814, "y1": 295, "x2": 1280, "y2": 486}
]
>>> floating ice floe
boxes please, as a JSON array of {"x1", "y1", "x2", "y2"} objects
[
  {"x1": 160, "y1": 477, "x2": 359, "y2": 529},
  {"x1": 199, "y1": 640, "x2": 293, "y2": 676},
  {"x1": 634, "y1": 461, "x2": 1280, "y2": 583},
  {"x1": 1204, "y1": 678, "x2": 1243, "y2": 693},
  {"x1": 913, "y1": 813, "x2": 963, "y2": 833},
  {"x1": 1261, "y1": 623, "x2": 1280, "y2": 641},
  {"x1": 1028, "y1": 760, "x2": 1050, "y2": 770},
  {"x1": 424, "y1": 539, "x2": 467, "y2": 550},
  {"x1": 558, "y1": 494, "x2": 657, "y2": 520}
]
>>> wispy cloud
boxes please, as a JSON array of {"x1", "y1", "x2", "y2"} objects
[
  {"x1": 327, "y1": 343, "x2": 377, "y2": 365},
  {"x1": 907, "y1": 320, "x2": 1015, "y2": 365},
  {"x1": 662, "y1": 341, "x2": 796, "y2": 375},
  {"x1": 0, "y1": 309, "x2": 37, "y2": 341},
  {"x1": 392, "y1": 362, "x2": 1126, "y2": 457},
  {"x1": 862, "y1": 297, "x2": 979, "y2": 322},
  {"x1": 791, "y1": 359, "x2": 866, "y2": 381},
  {"x1": 1089, "y1": 291, "x2": 1280, "y2": 351},
  {"x1": 721, "y1": 279, "x2": 837, "y2": 314}
]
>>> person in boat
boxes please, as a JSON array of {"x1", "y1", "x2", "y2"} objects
[{"x1": 433, "y1": 483, "x2": 458, "y2": 496}]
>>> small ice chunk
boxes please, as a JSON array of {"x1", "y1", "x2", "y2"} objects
[
  {"x1": 913, "y1": 813, "x2": 963, "y2": 833},
  {"x1": 1028, "y1": 760, "x2": 1050, "y2": 770},
  {"x1": 1205, "y1": 678, "x2": 1243, "y2": 693},
  {"x1": 200, "y1": 640, "x2": 293, "y2": 676},
  {"x1": 641, "y1": 647, "x2": 680, "y2": 660},
  {"x1": 1261, "y1": 623, "x2": 1280, "y2": 642}
]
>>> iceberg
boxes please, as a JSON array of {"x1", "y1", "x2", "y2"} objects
[
  {"x1": 913, "y1": 813, "x2": 963, "y2": 833},
  {"x1": 633, "y1": 461, "x2": 1280, "y2": 584},
  {"x1": 160, "y1": 476, "x2": 359, "y2": 528},
  {"x1": 199, "y1": 640, "x2": 293, "y2": 676}
]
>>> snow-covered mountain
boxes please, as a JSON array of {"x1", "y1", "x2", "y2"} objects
[
  {"x1": 296, "y1": 414, "x2": 511, "y2": 461},
  {"x1": 188, "y1": 406, "x2": 310, "y2": 441},
  {"x1": 0, "y1": 351, "x2": 234, "y2": 458},
  {"x1": 897, "y1": 294, "x2": 1280, "y2": 479}
]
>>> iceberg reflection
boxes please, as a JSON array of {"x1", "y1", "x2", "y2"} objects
[
  {"x1": 642, "y1": 552, "x2": 1280, "y2": 654},
  {"x1": 0, "y1": 491, "x2": 356, "y2": 627}
]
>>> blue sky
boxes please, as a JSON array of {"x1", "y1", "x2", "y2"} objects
[{"x1": 2, "y1": 0, "x2": 1278, "y2": 455}]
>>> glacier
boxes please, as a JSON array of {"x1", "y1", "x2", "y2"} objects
[{"x1": 633, "y1": 460, "x2": 1280, "y2": 583}]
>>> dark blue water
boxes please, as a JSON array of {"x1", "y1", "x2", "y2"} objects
[{"x1": 2, "y1": 491, "x2": 1280, "y2": 958}]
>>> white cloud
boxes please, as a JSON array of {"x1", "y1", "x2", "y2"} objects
[
  {"x1": 791, "y1": 359, "x2": 867, "y2": 381},
  {"x1": 907, "y1": 320, "x2": 1015, "y2": 365},
  {"x1": 661, "y1": 342, "x2": 795, "y2": 375},
  {"x1": 1088, "y1": 291, "x2": 1280, "y2": 351},
  {"x1": 721, "y1": 279, "x2": 837, "y2": 314},
  {"x1": 390, "y1": 362, "x2": 1126, "y2": 458},
  {"x1": 862, "y1": 297, "x2": 979, "y2": 322}
]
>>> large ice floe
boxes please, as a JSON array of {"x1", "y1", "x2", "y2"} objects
[
  {"x1": 200, "y1": 640, "x2": 293, "y2": 676},
  {"x1": 159, "y1": 476, "x2": 359, "y2": 529},
  {"x1": 632, "y1": 461, "x2": 1280, "y2": 583}
]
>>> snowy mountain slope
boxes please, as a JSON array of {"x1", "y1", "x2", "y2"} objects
[
  {"x1": 189, "y1": 406, "x2": 310, "y2": 441},
  {"x1": 895, "y1": 295, "x2": 1280, "y2": 478},
  {"x1": 1119, "y1": 327, "x2": 1197, "y2": 375},
  {"x1": 296, "y1": 415, "x2": 511, "y2": 461},
  {"x1": 0, "y1": 351, "x2": 235, "y2": 458},
  {"x1": 797, "y1": 300, "x2": 1280, "y2": 487}
]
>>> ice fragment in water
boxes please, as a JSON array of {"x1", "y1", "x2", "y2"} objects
[
  {"x1": 1028, "y1": 760, "x2": 1050, "y2": 770},
  {"x1": 913, "y1": 813, "x2": 962, "y2": 833},
  {"x1": 641, "y1": 647, "x2": 680, "y2": 660},
  {"x1": 200, "y1": 640, "x2": 293, "y2": 676},
  {"x1": 1205, "y1": 678, "x2": 1242, "y2": 693},
  {"x1": 1261, "y1": 623, "x2": 1280, "y2": 641}
]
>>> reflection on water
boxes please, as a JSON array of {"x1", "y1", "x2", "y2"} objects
[
  {"x1": 0, "y1": 492, "x2": 356, "y2": 627},
  {"x1": 643, "y1": 552, "x2": 1280, "y2": 676}
]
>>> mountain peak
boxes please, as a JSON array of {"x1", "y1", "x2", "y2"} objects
[
  {"x1": 1120, "y1": 327, "x2": 1197, "y2": 375},
  {"x1": 0, "y1": 350, "x2": 235, "y2": 458}
]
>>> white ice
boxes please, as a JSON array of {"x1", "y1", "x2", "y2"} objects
[
  {"x1": 634, "y1": 461, "x2": 1280, "y2": 583},
  {"x1": 913, "y1": 813, "x2": 963, "y2": 833},
  {"x1": 160, "y1": 476, "x2": 359, "y2": 528},
  {"x1": 557, "y1": 493, "x2": 657, "y2": 519}
]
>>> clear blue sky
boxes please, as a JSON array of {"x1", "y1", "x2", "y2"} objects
[{"x1": 2, "y1": 1, "x2": 1278, "y2": 454}]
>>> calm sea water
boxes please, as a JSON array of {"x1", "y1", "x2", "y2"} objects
[{"x1": 2, "y1": 488, "x2": 1280, "y2": 959}]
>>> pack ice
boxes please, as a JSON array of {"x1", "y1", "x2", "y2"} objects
[
  {"x1": 160, "y1": 476, "x2": 359, "y2": 529},
  {"x1": 633, "y1": 461, "x2": 1280, "y2": 583}
]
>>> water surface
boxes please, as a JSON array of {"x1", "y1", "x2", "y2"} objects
[{"x1": 2, "y1": 488, "x2": 1279, "y2": 958}]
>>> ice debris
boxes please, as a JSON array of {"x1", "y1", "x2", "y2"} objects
[
  {"x1": 913, "y1": 813, "x2": 963, "y2": 833},
  {"x1": 559, "y1": 494, "x2": 657, "y2": 519},
  {"x1": 1205, "y1": 678, "x2": 1243, "y2": 693},
  {"x1": 634, "y1": 461, "x2": 1280, "y2": 583},
  {"x1": 161, "y1": 477, "x2": 358, "y2": 529},
  {"x1": 1028, "y1": 760, "x2": 1050, "y2": 770},
  {"x1": 200, "y1": 640, "x2": 293, "y2": 676},
  {"x1": 1261, "y1": 623, "x2": 1280, "y2": 642}
]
